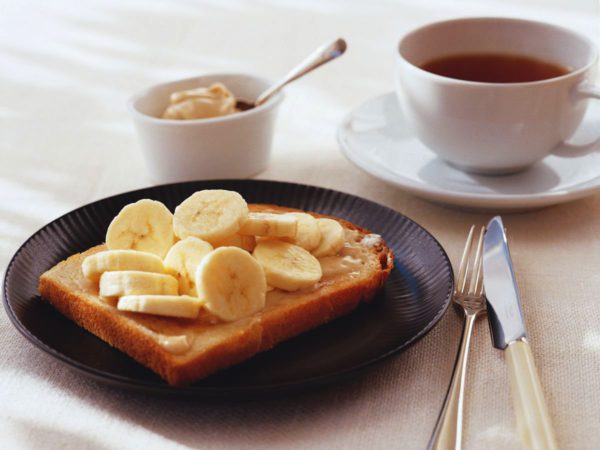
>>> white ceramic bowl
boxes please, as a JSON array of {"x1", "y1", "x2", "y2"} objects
[{"x1": 128, "y1": 73, "x2": 283, "y2": 183}]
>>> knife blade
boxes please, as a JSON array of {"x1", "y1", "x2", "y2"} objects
[
  {"x1": 482, "y1": 215, "x2": 526, "y2": 349},
  {"x1": 482, "y1": 215, "x2": 557, "y2": 450}
]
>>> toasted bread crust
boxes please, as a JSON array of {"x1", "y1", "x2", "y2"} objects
[{"x1": 39, "y1": 205, "x2": 393, "y2": 385}]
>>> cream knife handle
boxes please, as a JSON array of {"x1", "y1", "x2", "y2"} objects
[{"x1": 506, "y1": 339, "x2": 558, "y2": 450}]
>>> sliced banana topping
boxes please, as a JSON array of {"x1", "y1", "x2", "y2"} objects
[
  {"x1": 282, "y1": 212, "x2": 321, "y2": 251},
  {"x1": 253, "y1": 240, "x2": 322, "y2": 291},
  {"x1": 173, "y1": 190, "x2": 248, "y2": 243},
  {"x1": 196, "y1": 247, "x2": 267, "y2": 322},
  {"x1": 117, "y1": 295, "x2": 203, "y2": 319},
  {"x1": 99, "y1": 271, "x2": 178, "y2": 297},
  {"x1": 106, "y1": 199, "x2": 175, "y2": 258},
  {"x1": 311, "y1": 218, "x2": 345, "y2": 257},
  {"x1": 239, "y1": 212, "x2": 298, "y2": 238},
  {"x1": 93, "y1": 190, "x2": 352, "y2": 322},
  {"x1": 82, "y1": 250, "x2": 165, "y2": 281},
  {"x1": 164, "y1": 237, "x2": 213, "y2": 295}
]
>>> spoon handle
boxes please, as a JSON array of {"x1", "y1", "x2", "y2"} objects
[{"x1": 255, "y1": 38, "x2": 347, "y2": 106}]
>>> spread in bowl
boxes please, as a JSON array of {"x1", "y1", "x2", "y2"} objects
[{"x1": 162, "y1": 82, "x2": 238, "y2": 120}]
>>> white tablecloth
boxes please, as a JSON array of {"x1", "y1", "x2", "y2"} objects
[{"x1": 2, "y1": 1, "x2": 599, "y2": 449}]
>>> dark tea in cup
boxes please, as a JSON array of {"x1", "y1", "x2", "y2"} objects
[{"x1": 420, "y1": 53, "x2": 570, "y2": 83}]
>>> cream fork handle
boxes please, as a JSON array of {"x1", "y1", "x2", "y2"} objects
[
  {"x1": 428, "y1": 313, "x2": 478, "y2": 450},
  {"x1": 506, "y1": 339, "x2": 558, "y2": 450}
]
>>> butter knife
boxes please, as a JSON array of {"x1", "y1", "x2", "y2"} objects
[{"x1": 482, "y1": 216, "x2": 557, "y2": 450}]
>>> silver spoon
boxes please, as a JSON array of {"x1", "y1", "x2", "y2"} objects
[{"x1": 236, "y1": 38, "x2": 347, "y2": 111}]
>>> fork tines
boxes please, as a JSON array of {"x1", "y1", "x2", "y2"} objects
[{"x1": 456, "y1": 225, "x2": 486, "y2": 298}]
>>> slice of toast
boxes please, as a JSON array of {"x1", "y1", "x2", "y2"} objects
[{"x1": 38, "y1": 204, "x2": 393, "y2": 386}]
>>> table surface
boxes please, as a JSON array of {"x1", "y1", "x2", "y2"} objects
[{"x1": 2, "y1": 1, "x2": 600, "y2": 449}]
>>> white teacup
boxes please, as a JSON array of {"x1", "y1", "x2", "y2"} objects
[{"x1": 395, "y1": 17, "x2": 600, "y2": 175}]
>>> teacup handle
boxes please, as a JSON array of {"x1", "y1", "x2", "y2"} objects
[{"x1": 552, "y1": 83, "x2": 600, "y2": 157}]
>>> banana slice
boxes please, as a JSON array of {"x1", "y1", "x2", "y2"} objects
[
  {"x1": 117, "y1": 295, "x2": 203, "y2": 319},
  {"x1": 99, "y1": 271, "x2": 178, "y2": 297},
  {"x1": 253, "y1": 240, "x2": 322, "y2": 291},
  {"x1": 239, "y1": 212, "x2": 298, "y2": 238},
  {"x1": 211, "y1": 233, "x2": 256, "y2": 252},
  {"x1": 163, "y1": 237, "x2": 213, "y2": 295},
  {"x1": 173, "y1": 190, "x2": 248, "y2": 243},
  {"x1": 196, "y1": 246, "x2": 266, "y2": 322},
  {"x1": 82, "y1": 250, "x2": 165, "y2": 281},
  {"x1": 282, "y1": 212, "x2": 321, "y2": 251},
  {"x1": 311, "y1": 218, "x2": 345, "y2": 257},
  {"x1": 106, "y1": 199, "x2": 175, "y2": 258}
]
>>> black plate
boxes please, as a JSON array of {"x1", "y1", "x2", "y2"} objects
[{"x1": 3, "y1": 180, "x2": 453, "y2": 397}]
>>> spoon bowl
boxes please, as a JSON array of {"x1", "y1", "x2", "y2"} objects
[{"x1": 235, "y1": 100, "x2": 255, "y2": 111}]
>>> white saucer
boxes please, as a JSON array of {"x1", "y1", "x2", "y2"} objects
[{"x1": 338, "y1": 92, "x2": 600, "y2": 211}]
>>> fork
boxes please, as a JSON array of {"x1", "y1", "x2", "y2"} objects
[{"x1": 428, "y1": 225, "x2": 487, "y2": 450}]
